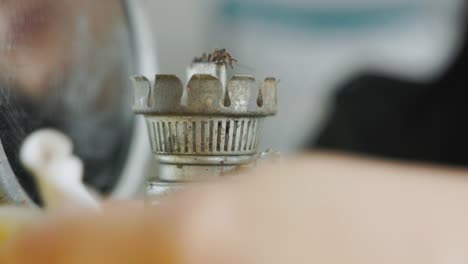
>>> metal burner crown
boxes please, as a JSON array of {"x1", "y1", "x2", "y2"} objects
[
  {"x1": 131, "y1": 62, "x2": 278, "y2": 186},
  {"x1": 131, "y1": 73, "x2": 277, "y2": 116}
]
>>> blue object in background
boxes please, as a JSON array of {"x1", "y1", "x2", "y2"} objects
[{"x1": 221, "y1": 0, "x2": 420, "y2": 31}]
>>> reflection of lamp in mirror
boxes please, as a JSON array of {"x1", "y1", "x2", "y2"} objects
[
  {"x1": 132, "y1": 51, "x2": 278, "y2": 199},
  {"x1": 0, "y1": 0, "x2": 157, "y2": 205}
]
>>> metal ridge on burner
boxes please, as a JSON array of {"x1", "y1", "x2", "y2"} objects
[{"x1": 131, "y1": 73, "x2": 277, "y2": 116}]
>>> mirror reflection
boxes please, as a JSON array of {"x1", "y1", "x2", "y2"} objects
[{"x1": 0, "y1": 0, "x2": 135, "y2": 203}]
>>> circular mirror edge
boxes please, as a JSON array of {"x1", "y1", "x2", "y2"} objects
[
  {"x1": 110, "y1": 0, "x2": 159, "y2": 199},
  {"x1": 0, "y1": 139, "x2": 35, "y2": 206}
]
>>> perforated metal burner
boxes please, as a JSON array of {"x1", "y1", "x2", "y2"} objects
[{"x1": 131, "y1": 60, "x2": 277, "y2": 197}]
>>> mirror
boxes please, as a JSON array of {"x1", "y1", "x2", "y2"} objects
[{"x1": 0, "y1": 0, "x2": 138, "y2": 204}]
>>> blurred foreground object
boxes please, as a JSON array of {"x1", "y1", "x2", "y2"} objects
[
  {"x1": 0, "y1": 129, "x2": 99, "y2": 246},
  {"x1": 0, "y1": 207, "x2": 41, "y2": 246},
  {"x1": 131, "y1": 50, "x2": 278, "y2": 198},
  {"x1": 0, "y1": 204, "x2": 180, "y2": 264},
  {"x1": 2, "y1": 153, "x2": 468, "y2": 263},
  {"x1": 20, "y1": 129, "x2": 99, "y2": 211}
]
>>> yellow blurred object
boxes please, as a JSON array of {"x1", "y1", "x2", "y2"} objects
[
  {"x1": 0, "y1": 206, "x2": 181, "y2": 264},
  {"x1": 0, "y1": 207, "x2": 41, "y2": 246}
]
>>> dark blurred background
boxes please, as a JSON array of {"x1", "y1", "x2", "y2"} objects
[{"x1": 146, "y1": 0, "x2": 467, "y2": 165}]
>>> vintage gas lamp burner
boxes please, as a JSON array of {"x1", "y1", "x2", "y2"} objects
[{"x1": 131, "y1": 50, "x2": 278, "y2": 197}]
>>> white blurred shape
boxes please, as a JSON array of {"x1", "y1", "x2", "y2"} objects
[{"x1": 20, "y1": 129, "x2": 100, "y2": 211}]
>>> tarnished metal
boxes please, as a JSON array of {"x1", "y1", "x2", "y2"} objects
[
  {"x1": 132, "y1": 74, "x2": 277, "y2": 116},
  {"x1": 132, "y1": 60, "x2": 278, "y2": 197}
]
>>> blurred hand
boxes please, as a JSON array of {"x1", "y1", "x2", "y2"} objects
[{"x1": 2, "y1": 152, "x2": 468, "y2": 264}]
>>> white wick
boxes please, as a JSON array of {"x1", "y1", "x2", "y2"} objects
[{"x1": 20, "y1": 129, "x2": 100, "y2": 211}]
